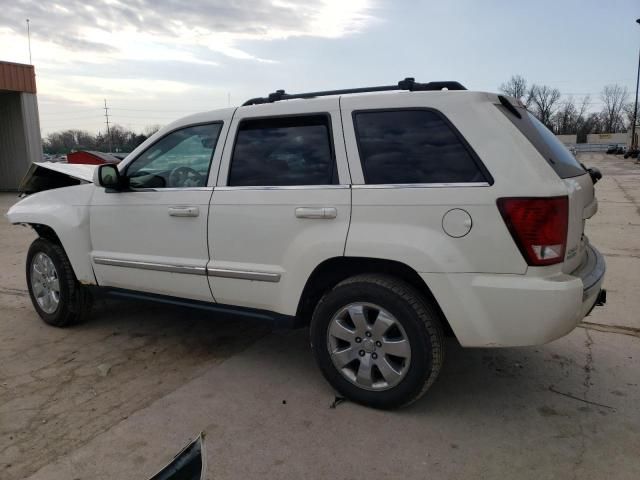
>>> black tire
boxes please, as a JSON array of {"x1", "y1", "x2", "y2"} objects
[
  {"x1": 26, "y1": 237, "x2": 92, "y2": 327},
  {"x1": 310, "y1": 274, "x2": 444, "y2": 409}
]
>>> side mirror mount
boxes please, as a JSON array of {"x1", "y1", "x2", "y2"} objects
[{"x1": 93, "y1": 164, "x2": 123, "y2": 190}]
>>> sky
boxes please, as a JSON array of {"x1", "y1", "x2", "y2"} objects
[{"x1": 0, "y1": 0, "x2": 638, "y2": 136}]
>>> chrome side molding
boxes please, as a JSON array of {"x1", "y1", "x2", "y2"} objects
[
  {"x1": 206, "y1": 267, "x2": 281, "y2": 283},
  {"x1": 352, "y1": 182, "x2": 490, "y2": 189},
  {"x1": 93, "y1": 257, "x2": 281, "y2": 282},
  {"x1": 93, "y1": 257, "x2": 207, "y2": 276}
]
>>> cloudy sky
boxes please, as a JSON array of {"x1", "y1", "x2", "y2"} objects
[{"x1": 0, "y1": 0, "x2": 638, "y2": 135}]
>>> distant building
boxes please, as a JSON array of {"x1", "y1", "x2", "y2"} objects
[
  {"x1": 556, "y1": 134, "x2": 577, "y2": 145},
  {"x1": 0, "y1": 61, "x2": 42, "y2": 191},
  {"x1": 67, "y1": 150, "x2": 121, "y2": 165},
  {"x1": 586, "y1": 133, "x2": 628, "y2": 145}
]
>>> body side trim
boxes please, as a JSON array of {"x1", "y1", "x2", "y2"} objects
[
  {"x1": 93, "y1": 257, "x2": 281, "y2": 282},
  {"x1": 215, "y1": 184, "x2": 350, "y2": 191},
  {"x1": 352, "y1": 182, "x2": 490, "y2": 189},
  {"x1": 93, "y1": 257, "x2": 207, "y2": 275},
  {"x1": 207, "y1": 267, "x2": 281, "y2": 282}
]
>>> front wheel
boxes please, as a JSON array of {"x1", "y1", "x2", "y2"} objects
[
  {"x1": 310, "y1": 274, "x2": 444, "y2": 409},
  {"x1": 26, "y1": 238, "x2": 92, "y2": 327}
]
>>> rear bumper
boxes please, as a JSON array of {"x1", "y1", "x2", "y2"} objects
[
  {"x1": 420, "y1": 245, "x2": 606, "y2": 347},
  {"x1": 575, "y1": 243, "x2": 607, "y2": 317}
]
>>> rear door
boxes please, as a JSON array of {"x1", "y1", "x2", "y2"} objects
[{"x1": 207, "y1": 99, "x2": 351, "y2": 315}]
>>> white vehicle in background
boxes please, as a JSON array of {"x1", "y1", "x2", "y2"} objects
[{"x1": 7, "y1": 78, "x2": 606, "y2": 409}]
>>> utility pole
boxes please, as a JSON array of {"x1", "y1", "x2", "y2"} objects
[
  {"x1": 631, "y1": 19, "x2": 640, "y2": 154},
  {"x1": 26, "y1": 19, "x2": 32, "y2": 64},
  {"x1": 103, "y1": 99, "x2": 112, "y2": 153}
]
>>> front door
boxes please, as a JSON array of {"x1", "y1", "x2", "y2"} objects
[
  {"x1": 90, "y1": 119, "x2": 229, "y2": 301},
  {"x1": 207, "y1": 99, "x2": 352, "y2": 315}
]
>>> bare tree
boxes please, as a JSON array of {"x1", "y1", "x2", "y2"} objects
[
  {"x1": 553, "y1": 98, "x2": 578, "y2": 135},
  {"x1": 600, "y1": 84, "x2": 628, "y2": 133},
  {"x1": 43, "y1": 125, "x2": 158, "y2": 154},
  {"x1": 499, "y1": 75, "x2": 529, "y2": 103},
  {"x1": 143, "y1": 124, "x2": 162, "y2": 137},
  {"x1": 553, "y1": 95, "x2": 592, "y2": 135},
  {"x1": 528, "y1": 84, "x2": 561, "y2": 129}
]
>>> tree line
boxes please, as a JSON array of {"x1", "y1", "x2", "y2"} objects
[
  {"x1": 44, "y1": 77, "x2": 636, "y2": 153},
  {"x1": 43, "y1": 124, "x2": 161, "y2": 155},
  {"x1": 499, "y1": 75, "x2": 634, "y2": 142}
]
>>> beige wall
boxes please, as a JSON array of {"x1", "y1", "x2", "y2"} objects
[
  {"x1": 556, "y1": 134, "x2": 577, "y2": 145},
  {"x1": 586, "y1": 133, "x2": 628, "y2": 144}
]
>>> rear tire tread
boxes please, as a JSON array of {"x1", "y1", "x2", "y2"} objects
[{"x1": 312, "y1": 273, "x2": 445, "y2": 409}]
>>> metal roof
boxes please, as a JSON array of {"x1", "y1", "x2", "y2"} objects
[{"x1": 0, "y1": 61, "x2": 36, "y2": 94}]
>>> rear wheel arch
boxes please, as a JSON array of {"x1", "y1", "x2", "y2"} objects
[{"x1": 296, "y1": 256, "x2": 453, "y2": 336}]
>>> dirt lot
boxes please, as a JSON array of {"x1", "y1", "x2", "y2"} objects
[{"x1": 1, "y1": 153, "x2": 639, "y2": 479}]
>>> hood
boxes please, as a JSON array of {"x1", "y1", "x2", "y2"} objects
[{"x1": 19, "y1": 162, "x2": 98, "y2": 194}]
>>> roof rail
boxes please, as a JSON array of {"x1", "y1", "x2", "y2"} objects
[{"x1": 242, "y1": 77, "x2": 467, "y2": 106}]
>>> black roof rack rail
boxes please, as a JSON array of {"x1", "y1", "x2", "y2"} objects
[{"x1": 242, "y1": 77, "x2": 466, "y2": 106}]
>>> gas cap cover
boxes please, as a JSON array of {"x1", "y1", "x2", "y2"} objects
[{"x1": 442, "y1": 208, "x2": 472, "y2": 238}]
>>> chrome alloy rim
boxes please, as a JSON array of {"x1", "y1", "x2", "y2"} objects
[
  {"x1": 327, "y1": 303, "x2": 412, "y2": 391},
  {"x1": 30, "y1": 252, "x2": 60, "y2": 314}
]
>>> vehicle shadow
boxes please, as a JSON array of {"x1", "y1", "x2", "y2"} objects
[{"x1": 82, "y1": 296, "x2": 607, "y2": 419}]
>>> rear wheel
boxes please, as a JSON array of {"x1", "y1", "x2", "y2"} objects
[
  {"x1": 26, "y1": 238, "x2": 92, "y2": 327},
  {"x1": 310, "y1": 274, "x2": 444, "y2": 409}
]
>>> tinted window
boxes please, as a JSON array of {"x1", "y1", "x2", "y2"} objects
[
  {"x1": 498, "y1": 105, "x2": 585, "y2": 179},
  {"x1": 228, "y1": 115, "x2": 336, "y2": 186},
  {"x1": 126, "y1": 123, "x2": 222, "y2": 188},
  {"x1": 353, "y1": 110, "x2": 486, "y2": 184}
]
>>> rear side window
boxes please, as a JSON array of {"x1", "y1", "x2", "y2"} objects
[
  {"x1": 498, "y1": 104, "x2": 585, "y2": 179},
  {"x1": 228, "y1": 115, "x2": 336, "y2": 186},
  {"x1": 353, "y1": 109, "x2": 488, "y2": 185}
]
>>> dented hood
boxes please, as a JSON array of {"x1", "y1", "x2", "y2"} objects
[{"x1": 19, "y1": 162, "x2": 98, "y2": 193}]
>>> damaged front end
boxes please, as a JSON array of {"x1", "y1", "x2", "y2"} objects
[{"x1": 18, "y1": 162, "x2": 97, "y2": 194}]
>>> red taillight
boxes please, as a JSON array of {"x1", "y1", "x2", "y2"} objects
[{"x1": 497, "y1": 196, "x2": 569, "y2": 266}]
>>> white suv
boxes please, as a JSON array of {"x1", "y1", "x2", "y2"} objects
[{"x1": 7, "y1": 78, "x2": 606, "y2": 409}]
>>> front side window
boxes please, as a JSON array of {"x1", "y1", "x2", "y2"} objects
[
  {"x1": 228, "y1": 115, "x2": 336, "y2": 186},
  {"x1": 353, "y1": 110, "x2": 487, "y2": 184},
  {"x1": 126, "y1": 123, "x2": 222, "y2": 188}
]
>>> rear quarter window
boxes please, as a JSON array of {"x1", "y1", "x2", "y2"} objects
[
  {"x1": 497, "y1": 103, "x2": 585, "y2": 179},
  {"x1": 353, "y1": 109, "x2": 490, "y2": 185}
]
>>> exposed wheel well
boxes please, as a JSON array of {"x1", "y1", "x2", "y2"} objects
[
  {"x1": 29, "y1": 224, "x2": 62, "y2": 246},
  {"x1": 296, "y1": 257, "x2": 454, "y2": 336}
]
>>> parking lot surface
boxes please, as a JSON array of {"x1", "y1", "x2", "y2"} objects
[{"x1": 1, "y1": 153, "x2": 639, "y2": 479}]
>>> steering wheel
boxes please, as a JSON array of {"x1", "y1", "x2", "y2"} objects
[{"x1": 168, "y1": 166, "x2": 203, "y2": 188}]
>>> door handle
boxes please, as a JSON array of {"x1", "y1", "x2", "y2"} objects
[
  {"x1": 168, "y1": 206, "x2": 199, "y2": 217},
  {"x1": 295, "y1": 207, "x2": 337, "y2": 219}
]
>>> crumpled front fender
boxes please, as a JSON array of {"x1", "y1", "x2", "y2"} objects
[{"x1": 6, "y1": 184, "x2": 97, "y2": 284}]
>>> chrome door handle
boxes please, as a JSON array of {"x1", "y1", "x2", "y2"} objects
[
  {"x1": 168, "y1": 206, "x2": 199, "y2": 217},
  {"x1": 295, "y1": 207, "x2": 337, "y2": 219}
]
